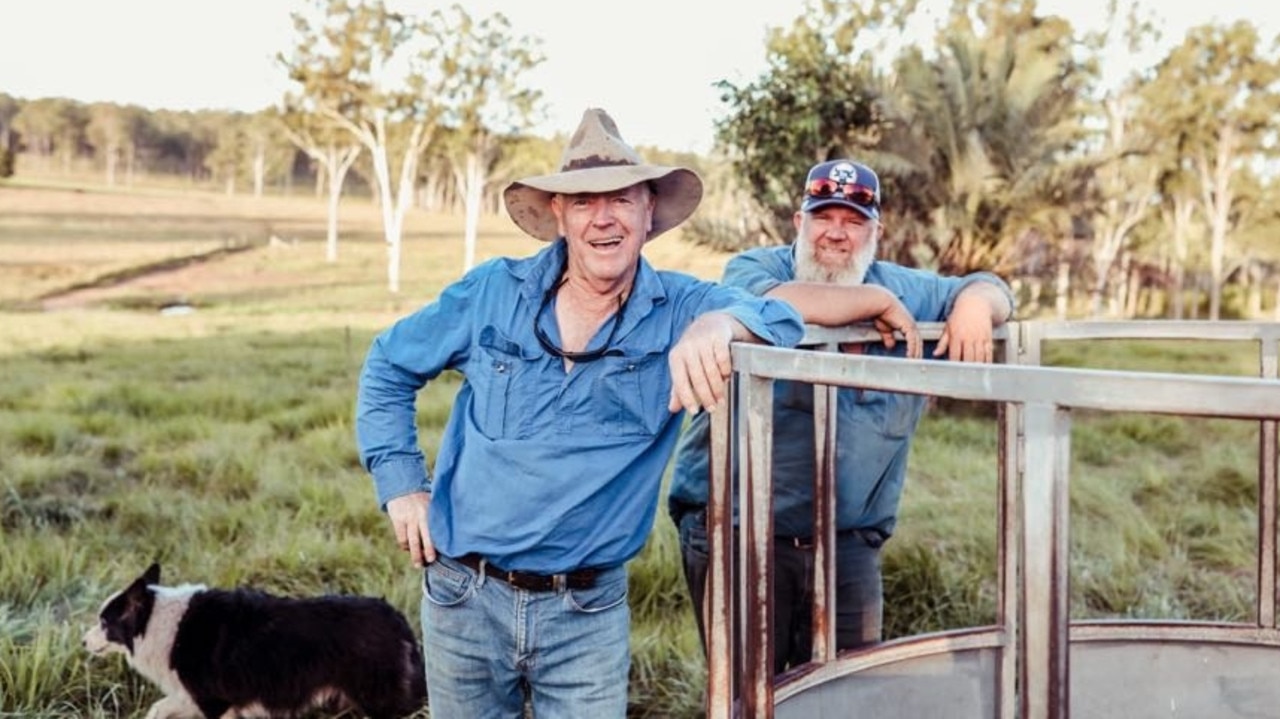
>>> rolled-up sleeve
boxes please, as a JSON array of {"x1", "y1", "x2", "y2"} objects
[
  {"x1": 681, "y1": 276, "x2": 803, "y2": 348},
  {"x1": 941, "y1": 271, "x2": 1016, "y2": 318},
  {"x1": 718, "y1": 294, "x2": 804, "y2": 348}
]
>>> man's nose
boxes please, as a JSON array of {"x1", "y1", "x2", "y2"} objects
[{"x1": 590, "y1": 200, "x2": 616, "y2": 225}]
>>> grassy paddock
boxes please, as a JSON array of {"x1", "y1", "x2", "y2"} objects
[{"x1": 0, "y1": 180, "x2": 1267, "y2": 717}]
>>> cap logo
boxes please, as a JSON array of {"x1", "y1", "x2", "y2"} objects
[{"x1": 827, "y1": 162, "x2": 860, "y2": 184}]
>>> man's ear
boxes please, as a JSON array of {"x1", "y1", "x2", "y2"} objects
[{"x1": 550, "y1": 193, "x2": 567, "y2": 237}]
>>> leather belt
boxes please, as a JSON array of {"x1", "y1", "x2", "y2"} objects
[
  {"x1": 776, "y1": 535, "x2": 816, "y2": 550},
  {"x1": 455, "y1": 554, "x2": 598, "y2": 592}
]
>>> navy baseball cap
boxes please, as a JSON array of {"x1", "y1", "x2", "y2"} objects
[{"x1": 799, "y1": 159, "x2": 880, "y2": 220}]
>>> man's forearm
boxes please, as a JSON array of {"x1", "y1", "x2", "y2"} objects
[{"x1": 764, "y1": 282, "x2": 895, "y2": 325}]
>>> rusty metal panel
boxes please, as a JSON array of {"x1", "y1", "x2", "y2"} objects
[
  {"x1": 740, "y1": 372, "x2": 776, "y2": 718},
  {"x1": 1019, "y1": 403, "x2": 1071, "y2": 719},
  {"x1": 811, "y1": 382, "x2": 838, "y2": 663},
  {"x1": 707, "y1": 392, "x2": 735, "y2": 719}
]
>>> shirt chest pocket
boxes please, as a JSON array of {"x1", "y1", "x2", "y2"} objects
[
  {"x1": 593, "y1": 349, "x2": 668, "y2": 437},
  {"x1": 472, "y1": 326, "x2": 539, "y2": 439}
]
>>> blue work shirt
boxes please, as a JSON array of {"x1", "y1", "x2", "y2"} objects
[
  {"x1": 668, "y1": 245, "x2": 1014, "y2": 538},
  {"x1": 356, "y1": 239, "x2": 804, "y2": 574}
]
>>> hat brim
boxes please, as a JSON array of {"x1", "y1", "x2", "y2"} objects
[
  {"x1": 504, "y1": 165, "x2": 703, "y2": 242},
  {"x1": 801, "y1": 196, "x2": 879, "y2": 220}
]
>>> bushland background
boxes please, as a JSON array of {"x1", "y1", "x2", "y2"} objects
[{"x1": 0, "y1": 174, "x2": 1267, "y2": 718}]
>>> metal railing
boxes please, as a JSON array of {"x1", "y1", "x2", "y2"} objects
[{"x1": 705, "y1": 320, "x2": 1280, "y2": 719}]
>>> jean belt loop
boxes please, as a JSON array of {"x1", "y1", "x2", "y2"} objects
[
  {"x1": 476, "y1": 557, "x2": 488, "y2": 588},
  {"x1": 553, "y1": 573, "x2": 567, "y2": 594}
]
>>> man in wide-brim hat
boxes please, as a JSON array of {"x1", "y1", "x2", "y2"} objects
[{"x1": 355, "y1": 108, "x2": 803, "y2": 718}]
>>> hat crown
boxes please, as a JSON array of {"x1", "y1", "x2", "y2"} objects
[
  {"x1": 502, "y1": 107, "x2": 704, "y2": 242},
  {"x1": 559, "y1": 109, "x2": 643, "y2": 172},
  {"x1": 806, "y1": 160, "x2": 880, "y2": 198},
  {"x1": 800, "y1": 159, "x2": 881, "y2": 220}
]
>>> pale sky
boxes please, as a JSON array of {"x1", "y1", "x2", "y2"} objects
[{"x1": 1, "y1": 1, "x2": 1276, "y2": 153}]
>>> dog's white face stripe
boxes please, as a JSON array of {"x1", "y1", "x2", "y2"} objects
[
  {"x1": 129, "y1": 585, "x2": 202, "y2": 696},
  {"x1": 84, "y1": 581, "x2": 204, "y2": 698}
]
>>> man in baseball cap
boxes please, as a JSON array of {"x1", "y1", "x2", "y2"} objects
[{"x1": 670, "y1": 157, "x2": 1014, "y2": 675}]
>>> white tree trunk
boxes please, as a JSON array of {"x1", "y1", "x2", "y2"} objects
[
  {"x1": 462, "y1": 151, "x2": 485, "y2": 272},
  {"x1": 324, "y1": 147, "x2": 360, "y2": 263},
  {"x1": 1055, "y1": 258, "x2": 1071, "y2": 320},
  {"x1": 253, "y1": 146, "x2": 267, "y2": 198}
]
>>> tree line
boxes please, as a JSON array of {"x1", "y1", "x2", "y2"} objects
[{"x1": 2, "y1": 0, "x2": 1278, "y2": 318}]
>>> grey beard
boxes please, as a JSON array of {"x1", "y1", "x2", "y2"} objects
[{"x1": 795, "y1": 239, "x2": 876, "y2": 286}]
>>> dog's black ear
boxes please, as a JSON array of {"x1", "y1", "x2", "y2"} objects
[{"x1": 105, "y1": 566, "x2": 160, "y2": 653}]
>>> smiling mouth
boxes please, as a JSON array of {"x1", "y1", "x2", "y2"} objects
[{"x1": 588, "y1": 236, "x2": 624, "y2": 248}]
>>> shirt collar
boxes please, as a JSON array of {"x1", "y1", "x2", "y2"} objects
[{"x1": 517, "y1": 239, "x2": 667, "y2": 312}]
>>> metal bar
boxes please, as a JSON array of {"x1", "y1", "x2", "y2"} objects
[
  {"x1": 997, "y1": 321, "x2": 1035, "y2": 719},
  {"x1": 734, "y1": 345, "x2": 1280, "y2": 421},
  {"x1": 740, "y1": 372, "x2": 776, "y2": 718},
  {"x1": 1029, "y1": 320, "x2": 1280, "y2": 342},
  {"x1": 1261, "y1": 336, "x2": 1279, "y2": 628},
  {"x1": 706, "y1": 384, "x2": 735, "y2": 719},
  {"x1": 811, "y1": 380, "x2": 838, "y2": 663},
  {"x1": 1018, "y1": 402, "x2": 1071, "y2": 719}
]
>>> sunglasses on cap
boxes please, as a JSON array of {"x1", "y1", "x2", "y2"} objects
[{"x1": 806, "y1": 178, "x2": 878, "y2": 208}]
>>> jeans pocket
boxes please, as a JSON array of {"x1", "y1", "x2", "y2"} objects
[
  {"x1": 565, "y1": 572, "x2": 629, "y2": 614},
  {"x1": 423, "y1": 557, "x2": 476, "y2": 608}
]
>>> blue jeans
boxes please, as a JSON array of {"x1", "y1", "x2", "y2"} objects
[
  {"x1": 420, "y1": 554, "x2": 631, "y2": 719},
  {"x1": 676, "y1": 507, "x2": 884, "y2": 674}
]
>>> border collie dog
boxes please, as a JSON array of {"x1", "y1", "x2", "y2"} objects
[{"x1": 83, "y1": 563, "x2": 426, "y2": 719}]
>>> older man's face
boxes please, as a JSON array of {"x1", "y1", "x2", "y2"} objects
[
  {"x1": 792, "y1": 205, "x2": 879, "y2": 286},
  {"x1": 552, "y1": 184, "x2": 653, "y2": 290}
]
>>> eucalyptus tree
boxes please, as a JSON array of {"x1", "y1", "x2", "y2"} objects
[
  {"x1": 245, "y1": 109, "x2": 295, "y2": 198},
  {"x1": 204, "y1": 111, "x2": 248, "y2": 195},
  {"x1": 86, "y1": 102, "x2": 130, "y2": 187},
  {"x1": 12, "y1": 97, "x2": 86, "y2": 173},
  {"x1": 713, "y1": 0, "x2": 907, "y2": 246},
  {"x1": 1142, "y1": 21, "x2": 1280, "y2": 319},
  {"x1": 1075, "y1": 1, "x2": 1162, "y2": 317},
  {"x1": 278, "y1": 105, "x2": 362, "y2": 262},
  {"x1": 282, "y1": 0, "x2": 449, "y2": 293},
  {"x1": 431, "y1": 4, "x2": 543, "y2": 271},
  {"x1": 0, "y1": 93, "x2": 19, "y2": 153}
]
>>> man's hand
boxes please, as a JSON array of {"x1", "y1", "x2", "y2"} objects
[
  {"x1": 934, "y1": 283, "x2": 1011, "y2": 363},
  {"x1": 385, "y1": 492, "x2": 434, "y2": 567},
  {"x1": 668, "y1": 312, "x2": 738, "y2": 414},
  {"x1": 869, "y1": 292, "x2": 923, "y2": 359}
]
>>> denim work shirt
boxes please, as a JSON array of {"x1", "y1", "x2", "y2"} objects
[
  {"x1": 356, "y1": 240, "x2": 804, "y2": 574},
  {"x1": 668, "y1": 245, "x2": 1015, "y2": 538}
]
